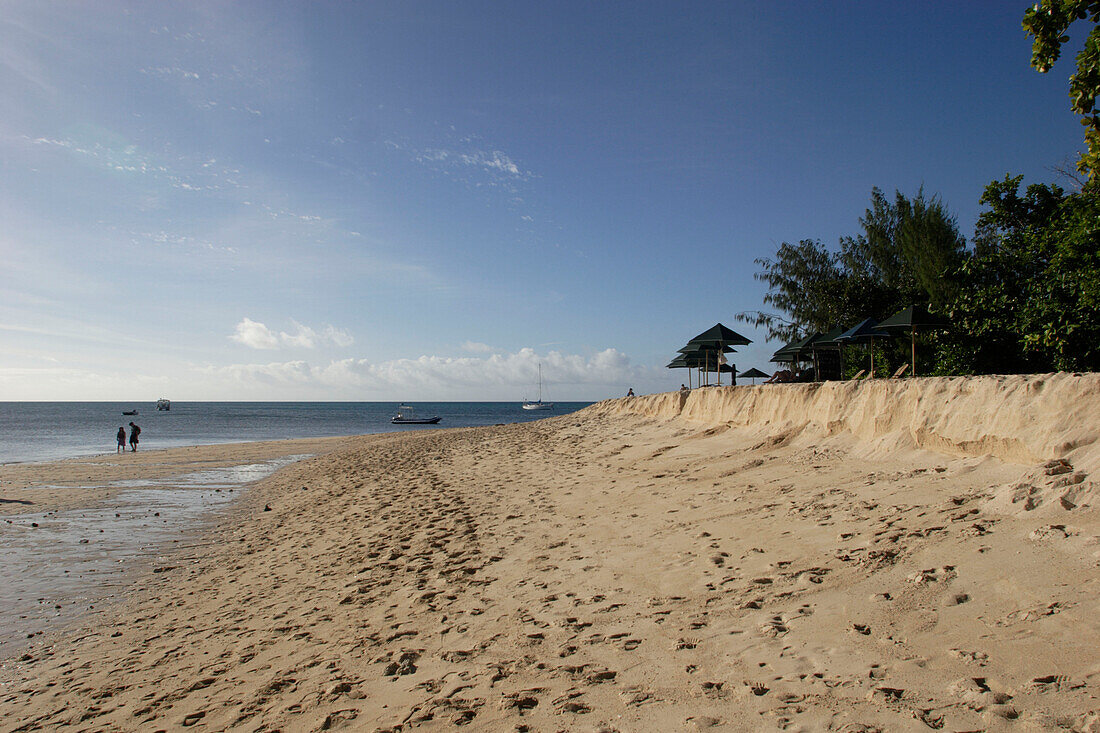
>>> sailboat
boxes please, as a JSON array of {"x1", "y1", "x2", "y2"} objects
[{"x1": 522, "y1": 364, "x2": 554, "y2": 410}]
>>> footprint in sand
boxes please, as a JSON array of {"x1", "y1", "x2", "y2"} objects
[
  {"x1": 949, "y1": 648, "x2": 989, "y2": 666},
  {"x1": 698, "y1": 681, "x2": 728, "y2": 699},
  {"x1": 759, "y1": 616, "x2": 788, "y2": 637},
  {"x1": 1028, "y1": 674, "x2": 1079, "y2": 693},
  {"x1": 619, "y1": 686, "x2": 654, "y2": 705},
  {"x1": 745, "y1": 681, "x2": 769, "y2": 696},
  {"x1": 553, "y1": 691, "x2": 591, "y2": 714},
  {"x1": 320, "y1": 709, "x2": 359, "y2": 729},
  {"x1": 499, "y1": 691, "x2": 541, "y2": 711},
  {"x1": 1029, "y1": 524, "x2": 1070, "y2": 541}
]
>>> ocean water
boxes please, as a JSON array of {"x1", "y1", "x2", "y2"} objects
[{"x1": 0, "y1": 401, "x2": 593, "y2": 464}]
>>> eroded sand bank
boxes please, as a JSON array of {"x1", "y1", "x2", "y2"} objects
[{"x1": 1, "y1": 374, "x2": 1099, "y2": 731}]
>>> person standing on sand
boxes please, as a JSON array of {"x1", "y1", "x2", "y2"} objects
[
  {"x1": 116, "y1": 427, "x2": 126, "y2": 453},
  {"x1": 626, "y1": 388, "x2": 635, "y2": 397},
  {"x1": 128, "y1": 422, "x2": 141, "y2": 452}
]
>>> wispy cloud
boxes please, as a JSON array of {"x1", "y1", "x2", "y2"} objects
[
  {"x1": 132, "y1": 229, "x2": 238, "y2": 254},
  {"x1": 230, "y1": 318, "x2": 354, "y2": 350},
  {"x1": 414, "y1": 147, "x2": 531, "y2": 181},
  {"x1": 459, "y1": 150, "x2": 529, "y2": 178},
  {"x1": 388, "y1": 126, "x2": 534, "y2": 193},
  {"x1": 0, "y1": 318, "x2": 174, "y2": 351},
  {"x1": 26, "y1": 133, "x2": 238, "y2": 194},
  {"x1": 140, "y1": 65, "x2": 201, "y2": 81},
  {"x1": 461, "y1": 340, "x2": 496, "y2": 354}
]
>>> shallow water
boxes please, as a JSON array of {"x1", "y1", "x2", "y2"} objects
[
  {"x1": 0, "y1": 455, "x2": 307, "y2": 657},
  {"x1": 0, "y1": 401, "x2": 592, "y2": 464}
]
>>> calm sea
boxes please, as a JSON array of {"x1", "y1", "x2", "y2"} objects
[{"x1": 0, "y1": 401, "x2": 593, "y2": 464}]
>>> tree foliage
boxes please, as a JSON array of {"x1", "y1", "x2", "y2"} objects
[
  {"x1": 948, "y1": 175, "x2": 1100, "y2": 372},
  {"x1": 1023, "y1": 1, "x2": 1100, "y2": 182},
  {"x1": 742, "y1": 188, "x2": 965, "y2": 344},
  {"x1": 739, "y1": 239, "x2": 854, "y2": 343}
]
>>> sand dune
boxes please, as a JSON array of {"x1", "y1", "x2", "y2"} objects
[{"x1": 1, "y1": 374, "x2": 1099, "y2": 731}]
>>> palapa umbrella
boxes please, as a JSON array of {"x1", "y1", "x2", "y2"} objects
[
  {"x1": 674, "y1": 344, "x2": 736, "y2": 387},
  {"x1": 738, "y1": 367, "x2": 770, "y2": 385},
  {"x1": 873, "y1": 305, "x2": 949, "y2": 377},
  {"x1": 666, "y1": 354, "x2": 695, "y2": 389},
  {"x1": 678, "y1": 344, "x2": 736, "y2": 355},
  {"x1": 771, "y1": 332, "x2": 819, "y2": 364},
  {"x1": 684, "y1": 323, "x2": 751, "y2": 387},
  {"x1": 809, "y1": 325, "x2": 849, "y2": 383},
  {"x1": 667, "y1": 356, "x2": 735, "y2": 388},
  {"x1": 808, "y1": 326, "x2": 847, "y2": 348},
  {"x1": 688, "y1": 323, "x2": 753, "y2": 346},
  {"x1": 835, "y1": 318, "x2": 880, "y2": 376}
]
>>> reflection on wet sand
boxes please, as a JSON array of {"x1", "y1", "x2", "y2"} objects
[{"x1": 0, "y1": 453, "x2": 314, "y2": 657}]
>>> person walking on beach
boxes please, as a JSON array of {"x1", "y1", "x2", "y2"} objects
[
  {"x1": 128, "y1": 422, "x2": 141, "y2": 452},
  {"x1": 116, "y1": 427, "x2": 126, "y2": 453}
]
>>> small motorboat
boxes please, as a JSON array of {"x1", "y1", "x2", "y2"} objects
[
  {"x1": 122, "y1": 410, "x2": 139, "y2": 416},
  {"x1": 390, "y1": 405, "x2": 441, "y2": 425}
]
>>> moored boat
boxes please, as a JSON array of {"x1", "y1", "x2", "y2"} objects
[
  {"x1": 522, "y1": 363, "x2": 554, "y2": 410},
  {"x1": 391, "y1": 405, "x2": 441, "y2": 425}
]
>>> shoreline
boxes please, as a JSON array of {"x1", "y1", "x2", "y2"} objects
[
  {"x1": 1, "y1": 376, "x2": 1098, "y2": 730},
  {"x1": 0, "y1": 437, "x2": 355, "y2": 660},
  {"x1": 0, "y1": 435, "x2": 357, "y2": 517}
]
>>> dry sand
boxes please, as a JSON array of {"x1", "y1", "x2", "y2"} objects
[{"x1": 1, "y1": 373, "x2": 1100, "y2": 731}]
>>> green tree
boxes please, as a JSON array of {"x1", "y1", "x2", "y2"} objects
[
  {"x1": 740, "y1": 239, "x2": 854, "y2": 343},
  {"x1": 1023, "y1": 1, "x2": 1100, "y2": 182},
  {"x1": 896, "y1": 192, "x2": 966, "y2": 310},
  {"x1": 949, "y1": 175, "x2": 1100, "y2": 372},
  {"x1": 743, "y1": 188, "x2": 965, "y2": 343}
]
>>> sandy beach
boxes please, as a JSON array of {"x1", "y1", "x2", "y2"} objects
[{"x1": 1, "y1": 374, "x2": 1099, "y2": 731}]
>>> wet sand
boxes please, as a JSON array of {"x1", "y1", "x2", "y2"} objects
[
  {"x1": 0, "y1": 438, "x2": 351, "y2": 659},
  {"x1": 0, "y1": 376, "x2": 1099, "y2": 731}
]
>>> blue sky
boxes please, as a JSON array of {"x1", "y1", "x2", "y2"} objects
[{"x1": 0, "y1": 2, "x2": 1084, "y2": 400}]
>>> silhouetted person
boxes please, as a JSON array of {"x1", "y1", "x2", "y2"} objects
[
  {"x1": 128, "y1": 422, "x2": 141, "y2": 452},
  {"x1": 626, "y1": 388, "x2": 635, "y2": 397},
  {"x1": 116, "y1": 427, "x2": 126, "y2": 453}
]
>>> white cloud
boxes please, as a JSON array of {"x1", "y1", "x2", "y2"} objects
[
  {"x1": 461, "y1": 340, "x2": 495, "y2": 353},
  {"x1": 201, "y1": 347, "x2": 645, "y2": 400},
  {"x1": 26, "y1": 133, "x2": 238, "y2": 194},
  {"x1": 398, "y1": 131, "x2": 533, "y2": 186},
  {"x1": 230, "y1": 317, "x2": 279, "y2": 349},
  {"x1": 459, "y1": 150, "x2": 528, "y2": 179},
  {"x1": 140, "y1": 65, "x2": 201, "y2": 81},
  {"x1": 0, "y1": 347, "x2": 660, "y2": 401},
  {"x1": 230, "y1": 318, "x2": 354, "y2": 350},
  {"x1": 323, "y1": 325, "x2": 355, "y2": 348}
]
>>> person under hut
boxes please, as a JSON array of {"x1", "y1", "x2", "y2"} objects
[{"x1": 765, "y1": 368, "x2": 795, "y2": 384}]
